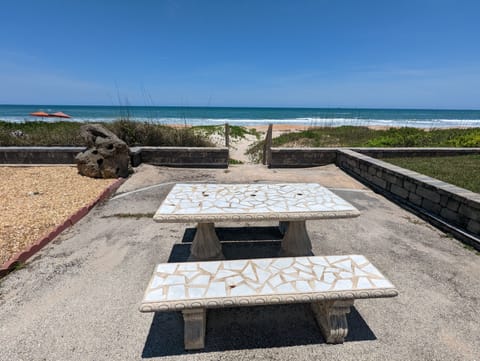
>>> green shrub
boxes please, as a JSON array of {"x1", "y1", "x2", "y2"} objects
[
  {"x1": 0, "y1": 121, "x2": 83, "y2": 146},
  {"x1": 446, "y1": 133, "x2": 480, "y2": 147},
  {"x1": 104, "y1": 119, "x2": 215, "y2": 147},
  {"x1": 0, "y1": 120, "x2": 214, "y2": 147},
  {"x1": 246, "y1": 126, "x2": 480, "y2": 162}
]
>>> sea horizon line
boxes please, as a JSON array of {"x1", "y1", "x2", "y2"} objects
[{"x1": 2, "y1": 104, "x2": 480, "y2": 112}]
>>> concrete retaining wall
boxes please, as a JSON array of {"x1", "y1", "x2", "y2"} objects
[
  {"x1": 268, "y1": 147, "x2": 480, "y2": 167},
  {"x1": 336, "y1": 149, "x2": 480, "y2": 249},
  {"x1": 353, "y1": 147, "x2": 480, "y2": 158},
  {"x1": 269, "y1": 148, "x2": 337, "y2": 168},
  {"x1": 137, "y1": 147, "x2": 229, "y2": 168},
  {"x1": 0, "y1": 147, "x2": 84, "y2": 164},
  {"x1": 0, "y1": 146, "x2": 229, "y2": 168}
]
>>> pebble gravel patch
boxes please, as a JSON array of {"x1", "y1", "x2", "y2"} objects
[{"x1": 0, "y1": 166, "x2": 116, "y2": 266}]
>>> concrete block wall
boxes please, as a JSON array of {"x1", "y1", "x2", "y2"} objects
[
  {"x1": 336, "y1": 149, "x2": 480, "y2": 248},
  {"x1": 0, "y1": 147, "x2": 84, "y2": 164},
  {"x1": 0, "y1": 146, "x2": 229, "y2": 168},
  {"x1": 137, "y1": 147, "x2": 229, "y2": 168},
  {"x1": 269, "y1": 148, "x2": 337, "y2": 168},
  {"x1": 268, "y1": 147, "x2": 480, "y2": 168},
  {"x1": 353, "y1": 147, "x2": 480, "y2": 158}
]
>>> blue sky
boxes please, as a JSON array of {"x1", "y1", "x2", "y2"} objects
[{"x1": 1, "y1": 0, "x2": 479, "y2": 108}]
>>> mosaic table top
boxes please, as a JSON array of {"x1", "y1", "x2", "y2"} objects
[
  {"x1": 153, "y1": 183, "x2": 360, "y2": 223},
  {"x1": 140, "y1": 255, "x2": 398, "y2": 312}
]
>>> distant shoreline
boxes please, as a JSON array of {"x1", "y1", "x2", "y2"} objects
[{"x1": 1, "y1": 104, "x2": 480, "y2": 128}]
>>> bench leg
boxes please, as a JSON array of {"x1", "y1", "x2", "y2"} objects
[
  {"x1": 278, "y1": 221, "x2": 289, "y2": 235},
  {"x1": 311, "y1": 300, "x2": 354, "y2": 344},
  {"x1": 189, "y1": 223, "x2": 224, "y2": 261},
  {"x1": 280, "y1": 220, "x2": 313, "y2": 256},
  {"x1": 182, "y1": 308, "x2": 207, "y2": 350}
]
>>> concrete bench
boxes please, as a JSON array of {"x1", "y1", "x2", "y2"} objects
[{"x1": 140, "y1": 255, "x2": 398, "y2": 350}]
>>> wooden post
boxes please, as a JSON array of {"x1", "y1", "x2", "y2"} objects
[
  {"x1": 225, "y1": 123, "x2": 230, "y2": 148},
  {"x1": 263, "y1": 123, "x2": 273, "y2": 166}
]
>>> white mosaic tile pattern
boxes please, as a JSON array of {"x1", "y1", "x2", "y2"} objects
[
  {"x1": 154, "y1": 183, "x2": 359, "y2": 222},
  {"x1": 140, "y1": 255, "x2": 398, "y2": 311}
]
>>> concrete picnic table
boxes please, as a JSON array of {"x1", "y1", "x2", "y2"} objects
[{"x1": 153, "y1": 183, "x2": 360, "y2": 260}]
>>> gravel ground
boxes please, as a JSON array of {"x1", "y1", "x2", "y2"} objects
[{"x1": 0, "y1": 166, "x2": 116, "y2": 266}]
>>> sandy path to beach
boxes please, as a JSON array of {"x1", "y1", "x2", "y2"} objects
[{"x1": 228, "y1": 124, "x2": 311, "y2": 163}]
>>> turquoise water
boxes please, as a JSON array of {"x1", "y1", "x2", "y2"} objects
[{"x1": 1, "y1": 104, "x2": 480, "y2": 128}]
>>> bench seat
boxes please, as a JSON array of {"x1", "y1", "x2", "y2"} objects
[{"x1": 140, "y1": 255, "x2": 398, "y2": 349}]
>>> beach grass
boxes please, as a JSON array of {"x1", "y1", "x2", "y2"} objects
[
  {"x1": 273, "y1": 126, "x2": 480, "y2": 147},
  {"x1": 246, "y1": 126, "x2": 480, "y2": 161},
  {"x1": 0, "y1": 121, "x2": 83, "y2": 146},
  {"x1": 107, "y1": 119, "x2": 213, "y2": 146},
  {"x1": 228, "y1": 158, "x2": 244, "y2": 165},
  {"x1": 0, "y1": 120, "x2": 213, "y2": 147},
  {"x1": 382, "y1": 155, "x2": 480, "y2": 193},
  {"x1": 364, "y1": 127, "x2": 480, "y2": 147},
  {"x1": 192, "y1": 124, "x2": 261, "y2": 141}
]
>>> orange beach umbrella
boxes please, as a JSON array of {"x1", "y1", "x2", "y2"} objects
[
  {"x1": 30, "y1": 111, "x2": 49, "y2": 117},
  {"x1": 49, "y1": 111, "x2": 72, "y2": 118}
]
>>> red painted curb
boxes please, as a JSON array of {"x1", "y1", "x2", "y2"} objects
[
  {"x1": 98, "y1": 189, "x2": 109, "y2": 201},
  {"x1": 86, "y1": 200, "x2": 97, "y2": 211},
  {"x1": 68, "y1": 206, "x2": 89, "y2": 226},
  {"x1": 1, "y1": 258, "x2": 19, "y2": 272},
  {"x1": 0, "y1": 177, "x2": 126, "y2": 277}
]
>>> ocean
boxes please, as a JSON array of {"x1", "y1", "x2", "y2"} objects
[{"x1": 1, "y1": 104, "x2": 480, "y2": 128}]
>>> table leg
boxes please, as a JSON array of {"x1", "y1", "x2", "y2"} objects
[
  {"x1": 182, "y1": 308, "x2": 207, "y2": 350},
  {"x1": 280, "y1": 220, "x2": 313, "y2": 256},
  {"x1": 189, "y1": 222, "x2": 224, "y2": 261},
  {"x1": 311, "y1": 300, "x2": 354, "y2": 344}
]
